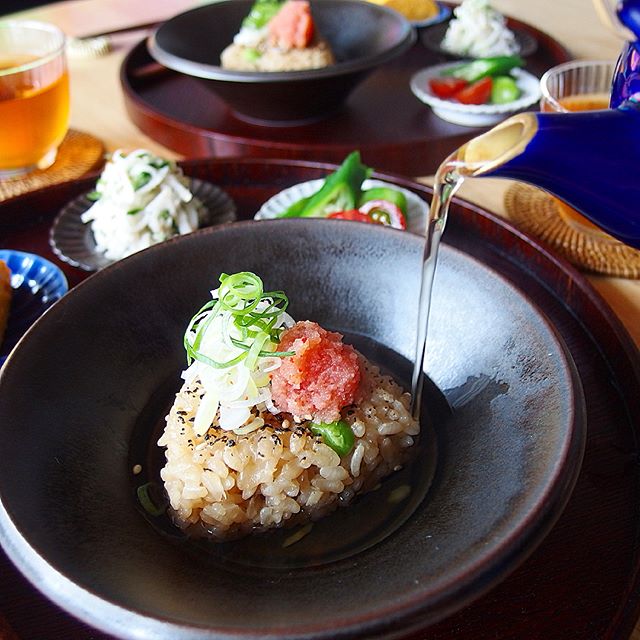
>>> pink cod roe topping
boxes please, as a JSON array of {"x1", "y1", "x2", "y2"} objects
[
  {"x1": 270, "y1": 320, "x2": 362, "y2": 423},
  {"x1": 268, "y1": 0, "x2": 315, "y2": 50}
]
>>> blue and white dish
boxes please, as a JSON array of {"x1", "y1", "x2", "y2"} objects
[{"x1": 0, "y1": 250, "x2": 68, "y2": 365}]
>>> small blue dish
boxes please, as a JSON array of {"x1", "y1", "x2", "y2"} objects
[
  {"x1": 0, "y1": 250, "x2": 68, "y2": 365},
  {"x1": 412, "y1": 2, "x2": 451, "y2": 28}
]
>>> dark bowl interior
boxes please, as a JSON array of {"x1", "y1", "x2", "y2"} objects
[
  {"x1": 0, "y1": 220, "x2": 585, "y2": 639},
  {"x1": 148, "y1": 0, "x2": 416, "y2": 122}
]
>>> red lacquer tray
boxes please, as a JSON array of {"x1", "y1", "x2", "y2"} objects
[
  {"x1": 120, "y1": 15, "x2": 571, "y2": 176},
  {"x1": 1, "y1": 158, "x2": 639, "y2": 639}
]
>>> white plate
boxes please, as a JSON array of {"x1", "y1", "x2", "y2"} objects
[
  {"x1": 410, "y1": 62, "x2": 541, "y2": 127},
  {"x1": 254, "y1": 178, "x2": 429, "y2": 234}
]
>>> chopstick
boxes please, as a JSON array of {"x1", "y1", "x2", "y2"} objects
[{"x1": 77, "y1": 21, "x2": 161, "y2": 41}]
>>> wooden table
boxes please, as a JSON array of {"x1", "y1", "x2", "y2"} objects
[{"x1": 3, "y1": 0, "x2": 640, "y2": 638}]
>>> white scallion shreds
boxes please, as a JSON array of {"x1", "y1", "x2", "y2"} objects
[
  {"x1": 182, "y1": 293, "x2": 294, "y2": 434},
  {"x1": 81, "y1": 149, "x2": 204, "y2": 261},
  {"x1": 441, "y1": 0, "x2": 519, "y2": 58}
]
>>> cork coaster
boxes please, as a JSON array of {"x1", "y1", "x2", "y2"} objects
[
  {"x1": 0, "y1": 130, "x2": 104, "y2": 203},
  {"x1": 504, "y1": 183, "x2": 640, "y2": 278}
]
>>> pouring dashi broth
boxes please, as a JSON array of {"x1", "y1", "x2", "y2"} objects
[{"x1": 411, "y1": 114, "x2": 534, "y2": 414}]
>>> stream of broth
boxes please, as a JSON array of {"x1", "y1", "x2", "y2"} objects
[
  {"x1": 410, "y1": 113, "x2": 533, "y2": 418},
  {"x1": 410, "y1": 155, "x2": 467, "y2": 419}
]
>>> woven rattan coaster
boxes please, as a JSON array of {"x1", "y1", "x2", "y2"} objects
[
  {"x1": 0, "y1": 130, "x2": 104, "y2": 203},
  {"x1": 504, "y1": 183, "x2": 640, "y2": 278}
]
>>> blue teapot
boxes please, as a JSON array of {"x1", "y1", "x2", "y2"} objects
[{"x1": 455, "y1": 0, "x2": 640, "y2": 248}]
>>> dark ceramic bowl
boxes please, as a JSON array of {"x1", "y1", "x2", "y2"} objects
[
  {"x1": 49, "y1": 178, "x2": 237, "y2": 271},
  {"x1": 0, "y1": 220, "x2": 585, "y2": 639},
  {"x1": 147, "y1": 0, "x2": 416, "y2": 123},
  {"x1": 420, "y1": 21, "x2": 538, "y2": 59}
]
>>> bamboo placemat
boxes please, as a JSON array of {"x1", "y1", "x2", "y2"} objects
[
  {"x1": 0, "y1": 130, "x2": 104, "y2": 203},
  {"x1": 504, "y1": 183, "x2": 640, "y2": 279}
]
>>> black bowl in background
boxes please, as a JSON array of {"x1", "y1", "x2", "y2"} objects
[
  {"x1": 0, "y1": 220, "x2": 585, "y2": 639},
  {"x1": 147, "y1": 0, "x2": 416, "y2": 123}
]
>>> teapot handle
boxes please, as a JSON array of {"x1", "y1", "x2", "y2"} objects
[{"x1": 591, "y1": 0, "x2": 634, "y2": 39}]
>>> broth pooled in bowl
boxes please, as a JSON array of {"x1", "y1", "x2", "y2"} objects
[
  {"x1": 158, "y1": 271, "x2": 419, "y2": 540},
  {"x1": 0, "y1": 216, "x2": 587, "y2": 638}
]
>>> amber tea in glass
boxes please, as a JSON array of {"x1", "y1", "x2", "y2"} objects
[{"x1": 0, "y1": 21, "x2": 69, "y2": 178}]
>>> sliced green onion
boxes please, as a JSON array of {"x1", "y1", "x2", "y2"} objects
[
  {"x1": 387, "y1": 484, "x2": 411, "y2": 504},
  {"x1": 136, "y1": 483, "x2": 166, "y2": 516},
  {"x1": 191, "y1": 349, "x2": 249, "y2": 370},
  {"x1": 86, "y1": 190, "x2": 101, "y2": 201},
  {"x1": 282, "y1": 523, "x2": 313, "y2": 548},
  {"x1": 243, "y1": 47, "x2": 262, "y2": 62},
  {"x1": 184, "y1": 272, "x2": 294, "y2": 370},
  {"x1": 310, "y1": 420, "x2": 355, "y2": 456},
  {"x1": 245, "y1": 331, "x2": 269, "y2": 370},
  {"x1": 132, "y1": 171, "x2": 152, "y2": 190}
]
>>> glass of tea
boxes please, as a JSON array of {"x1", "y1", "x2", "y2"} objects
[
  {"x1": 539, "y1": 60, "x2": 617, "y2": 241},
  {"x1": 0, "y1": 21, "x2": 70, "y2": 178}
]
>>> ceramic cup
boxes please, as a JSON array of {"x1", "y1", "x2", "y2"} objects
[{"x1": 0, "y1": 21, "x2": 70, "y2": 178}]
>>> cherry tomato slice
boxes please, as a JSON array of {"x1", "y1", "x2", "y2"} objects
[
  {"x1": 358, "y1": 200, "x2": 406, "y2": 230},
  {"x1": 327, "y1": 210, "x2": 373, "y2": 223},
  {"x1": 453, "y1": 76, "x2": 493, "y2": 105},
  {"x1": 428, "y1": 77, "x2": 468, "y2": 99}
]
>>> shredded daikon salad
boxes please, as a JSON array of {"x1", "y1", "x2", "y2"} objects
[
  {"x1": 81, "y1": 149, "x2": 205, "y2": 261},
  {"x1": 181, "y1": 272, "x2": 295, "y2": 436},
  {"x1": 441, "y1": 0, "x2": 519, "y2": 58}
]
